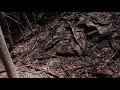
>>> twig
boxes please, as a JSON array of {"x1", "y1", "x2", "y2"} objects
[
  {"x1": 42, "y1": 70, "x2": 60, "y2": 78},
  {"x1": 6, "y1": 13, "x2": 20, "y2": 21},
  {"x1": 13, "y1": 13, "x2": 26, "y2": 40},
  {"x1": 61, "y1": 65, "x2": 72, "y2": 78},
  {"x1": 86, "y1": 30, "x2": 98, "y2": 36},
  {"x1": 5, "y1": 14, "x2": 35, "y2": 36},
  {"x1": 5, "y1": 14, "x2": 23, "y2": 26},
  {"x1": 60, "y1": 18, "x2": 83, "y2": 56},
  {"x1": 22, "y1": 63, "x2": 60, "y2": 78},
  {"x1": 17, "y1": 25, "x2": 26, "y2": 40},
  {"x1": 63, "y1": 65, "x2": 93, "y2": 72},
  {"x1": 33, "y1": 67, "x2": 59, "y2": 78},
  {"x1": 32, "y1": 12, "x2": 36, "y2": 23},
  {"x1": 99, "y1": 48, "x2": 120, "y2": 69}
]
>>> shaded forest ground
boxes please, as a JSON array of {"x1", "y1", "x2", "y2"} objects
[{"x1": 0, "y1": 12, "x2": 120, "y2": 78}]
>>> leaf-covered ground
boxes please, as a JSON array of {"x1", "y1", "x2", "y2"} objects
[{"x1": 0, "y1": 12, "x2": 120, "y2": 78}]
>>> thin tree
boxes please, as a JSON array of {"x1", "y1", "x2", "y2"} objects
[
  {"x1": 13, "y1": 12, "x2": 26, "y2": 40},
  {"x1": 0, "y1": 12, "x2": 14, "y2": 51},
  {"x1": 32, "y1": 12, "x2": 36, "y2": 24},
  {"x1": 0, "y1": 26, "x2": 19, "y2": 78},
  {"x1": 22, "y1": 12, "x2": 35, "y2": 35}
]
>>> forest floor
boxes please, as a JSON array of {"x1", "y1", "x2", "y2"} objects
[{"x1": 0, "y1": 12, "x2": 120, "y2": 78}]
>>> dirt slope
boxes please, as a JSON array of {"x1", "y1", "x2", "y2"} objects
[{"x1": 0, "y1": 12, "x2": 120, "y2": 78}]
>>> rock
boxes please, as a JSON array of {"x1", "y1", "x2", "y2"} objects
[
  {"x1": 47, "y1": 58, "x2": 61, "y2": 68},
  {"x1": 77, "y1": 17, "x2": 87, "y2": 25},
  {"x1": 97, "y1": 24, "x2": 112, "y2": 34},
  {"x1": 73, "y1": 44, "x2": 83, "y2": 56}
]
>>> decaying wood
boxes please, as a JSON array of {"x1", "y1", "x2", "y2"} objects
[{"x1": 0, "y1": 26, "x2": 19, "y2": 78}]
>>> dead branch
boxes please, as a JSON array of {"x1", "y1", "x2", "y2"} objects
[
  {"x1": 5, "y1": 14, "x2": 35, "y2": 36},
  {"x1": 32, "y1": 12, "x2": 36, "y2": 23},
  {"x1": 21, "y1": 61, "x2": 60, "y2": 78},
  {"x1": 86, "y1": 30, "x2": 98, "y2": 36},
  {"x1": 13, "y1": 13, "x2": 26, "y2": 40},
  {"x1": 60, "y1": 18, "x2": 83, "y2": 56},
  {"x1": 30, "y1": 66, "x2": 59, "y2": 78},
  {"x1": 61, "y1": 65, "x2": 72, "y2": 78},
  {"x1": 22, "y1": 12, "x2": 34, "y2": 34},
  {"x1": 63, "y1": 65, "x2": 93, "y2": 72},
  {"x1": 99, "y1": 48, "x2": 120, "y2": 69}
]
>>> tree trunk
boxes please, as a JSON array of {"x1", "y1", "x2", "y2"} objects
[
  {"x1": 0, "y1": 26, "x2": 19, "y2": 78},
  {"x1": 0, "y1": 12, "x2": 14, "y2": 51}
]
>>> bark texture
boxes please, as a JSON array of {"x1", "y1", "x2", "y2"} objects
[{"x1": 0, "y1": 26, "x2": 19, "y2": 78}]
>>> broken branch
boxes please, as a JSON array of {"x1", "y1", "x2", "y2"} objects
[
  {"x1": 99, "y1": 48, "x2": 120, "y2": 69},
  {"x1": 5, "y1": 14, "x2": 35, "y2": 36},
  {"x1": 60, "y1": 18, "x2": 83, "y2": 56}
]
